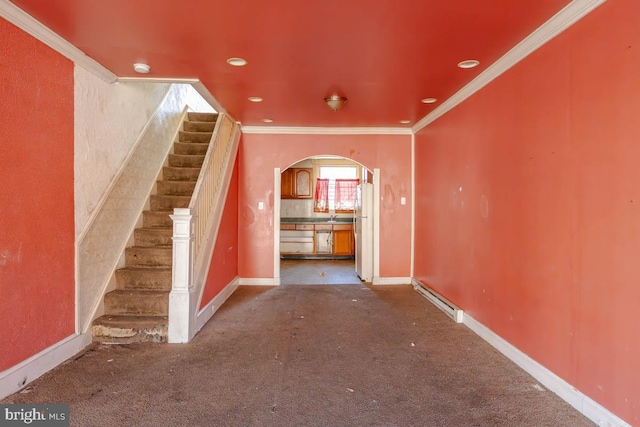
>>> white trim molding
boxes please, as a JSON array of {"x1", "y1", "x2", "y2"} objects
[
  {"x1": 0, "y1": 333, "x2": 91, "y2": 400},
  {"x1": 195, "y1": 277, "x2": 240, "y2": 332},
  {"x1": 372, "y1": 277, "x2": 412, "y2": 285},
  {"x1": 239, "y1": 278, "x2": 278, "y2": 286},
  {"x1": 240, "y1": 126, "x2": 412, "y2": 135},
  {"x1": 412, "y1": 0, "x2": 607, "y2": 133},
  {"x1": 463, "y1": 314, "x2": 630, "y2": 427},
  {"x1": 0, "y1": 0, "x2": 117, "y2": 83},
  {"x1": 273, "y1": 168, "x2": 282, "y2": 286}
]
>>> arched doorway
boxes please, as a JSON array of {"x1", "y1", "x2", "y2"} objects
[{"x1": 273, "y1": 156, "x2": 378, "y2": 285}]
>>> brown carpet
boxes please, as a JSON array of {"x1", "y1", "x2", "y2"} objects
[{"x1": 2, "y1": 282, "x2": 593, "y2": 426}]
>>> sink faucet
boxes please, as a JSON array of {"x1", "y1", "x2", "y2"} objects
[{"x1": 329, "y1": 214, "x2": 337, "y2": 221}]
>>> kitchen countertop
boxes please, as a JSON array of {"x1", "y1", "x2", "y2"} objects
[{"x1": 281, "y1": 217, "x2": 353, "y2": 223}]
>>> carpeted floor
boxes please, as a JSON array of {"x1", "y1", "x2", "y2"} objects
[{"x1": 2, "y1": 263, "x2": 594, "y2": 426}]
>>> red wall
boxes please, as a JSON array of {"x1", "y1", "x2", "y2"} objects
[
  {"x1": 200, "y1": 157, "x2": 239, "y2": 308},
  {"x1": 0, "y1": 19, "x2": 75, "y2": 371},
  {"x1": 414, "y1": 1, "x2": 639, "y2": 423},
  {"x1": 238, "y1": 133, "x2": 412, "y2": 280}
]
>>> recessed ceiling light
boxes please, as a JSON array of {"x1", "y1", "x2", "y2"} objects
[
  {"x1": 262, "y1": 119, "x2": 273, "y2": 123},
  {"x1": 227, "y1": 57, "x2": 247, "y2": 67},
  {"x1": 399, "y1": 120, "x2": 411, "y2": 124},
  {"x1": 421, "y1": 98, "x2": 437, "y2": 104},
  {"x1": 458, "y1": 59, "x2": 480, "y2": 69},
  {"x1": 133, "y1": 63, "x2": 150, "y2": 74},
  {"x1": 248, "y1": 97, "x2": 263, "y2": 102}
]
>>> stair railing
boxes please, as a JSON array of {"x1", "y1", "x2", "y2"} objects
[{"x1": 168, "y1": 113, "x2": 240, "y2": 343}]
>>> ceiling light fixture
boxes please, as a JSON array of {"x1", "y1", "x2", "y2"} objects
[
  {"x1": 133, "y1": 63, "x2": 150, "y2": 74},
  {"x1": 324, "y1": 94, "x2": 348, "y2": 112},
  {"x1": 227, "y1": 57, "x2": 247, "y2": 67},
  {"x1": 399, "y1": 120, "x2": 411, "y2": 124},
  {"x1": 262, "y1": 119, "x2": 273, "y2": 123},
  {"x1": 457, "y1": 59, "x2": 480, "y2": 69},
  {"x1": 421, "y1": 98, "x2": 437, "y2": 104},
  {"x1": 248, "y1": 97, "x2": 263, "y2": 102}
]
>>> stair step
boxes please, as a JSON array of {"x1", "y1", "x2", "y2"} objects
[
  {"x1": 178, "y1": 131, "x2": 212, "y2": 143},
  {"x1": 116, "y1": 267, "x2": 172, "y2": 291},
  {"x1": 174, "y1": 141, "x2": 209, "y2": 155},
  {"x1": 183, "y1": 121, "x2": 215, "y2": 132},
  {"x1": 142, "y1": 210, "x2": 172, "y2": 228},
  {"x1": 92, "y1": 315, "x2": 168, "y2": 344},
  {"x1": 104, "y1": 290, "x2": 169, "y2": 316},
  {"x1": 188, "y1": 112, "x2": 218, "y2": 122},
  {"x1": 125, "y1": 247, "x2": 172, "y2": 267},
  {"x1": 134, "y1": 227, "x2": 173, "y2": 246},
  {"x1": 168, "y1": 154, "x2": 205, "y2": 168},
  {"x1": 150, "y1": 194, "x2": 191, "y2": 211},
  {"x1": 163, "y1": 166, "x2": 201, "y2": 181},
  {"x1": 157, "y1": 180, "x2": 197, "y2": 196}
]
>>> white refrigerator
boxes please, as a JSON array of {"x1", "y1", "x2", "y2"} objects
[{"x1": 354, "y1": 182, "x2": 374, "y2": 282}]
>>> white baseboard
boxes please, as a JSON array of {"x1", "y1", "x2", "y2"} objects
[
  {"x1": 239, "y1": 278, "x2": 278, "y2": 286},
  {"x1": 0, "y1": 333, "x2": 91, "y2": 400},
  {"x1": 463, "y1": 314, "x2": 630, "y2": 427},
  {"x1": 195, "y1": 277, "x2": 239, "y2": 332},
  {"x1": 372, "y1": 277, "x2": 412, "y2": 285}
]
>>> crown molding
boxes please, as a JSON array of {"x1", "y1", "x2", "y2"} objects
[
  {"x1": 0, "y1": 0, "x2": 118, "y2": 83},
  {"x1": 412, "y1": 0, "x2": 606, "y2": 134},
  {"x1": 117, "y1": 77, "x2": 200, "y2": 84},
  {"x1": 240, "y1": 126, "x2": 412, "y2": 135}
]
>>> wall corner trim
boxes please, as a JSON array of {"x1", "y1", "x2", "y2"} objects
[
  {"x1": 463, "y1": 314, "x2": 630, "y2": 427},
  {"x1": 411, "y1": 0, "x2": 607, "y2": 134},
  {"x1": 195, "y1": 277, "x2": 240, "y2": 333},
  {"x1": 0, "y1": 0, "x2": 117, "y2": 83},
  {"x1": 0, "y1": 333, "x2": 91, "y2": 401}
]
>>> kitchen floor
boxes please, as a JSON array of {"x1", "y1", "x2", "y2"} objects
[{"x1": 280, "y1": 259, "x2": 362, "y2": 285}]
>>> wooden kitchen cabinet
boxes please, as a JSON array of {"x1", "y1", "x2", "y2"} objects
[
  {"x1": 281, "y1": 168, "x2": 312, "y2": 199},
  {"x1": 281, "y1": 168, "x2": 295, "y2": 199},
  {"x1": 333, "y1": 228, "x2": 354, "y2": 256}
]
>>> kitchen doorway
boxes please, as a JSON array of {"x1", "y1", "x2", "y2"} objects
[{"x1": 273, "y1": 158, "x2": 379, "y2": 286}]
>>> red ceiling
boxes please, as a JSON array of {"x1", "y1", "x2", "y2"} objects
[{"x1": 10, "y1": 0, "x2": 571, "y2": 127}]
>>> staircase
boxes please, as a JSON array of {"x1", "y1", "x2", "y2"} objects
[{"x1": 92, "y1": 112, "x2": 218, "y2": 344}]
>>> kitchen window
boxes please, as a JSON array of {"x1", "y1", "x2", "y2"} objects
[{"x1": 314, "y1": 166, "x2": 359, "y2": 212}]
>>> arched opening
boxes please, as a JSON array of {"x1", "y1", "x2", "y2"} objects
[{"x1": 276, "y1": 155, "x2": 375, "y2": 285}]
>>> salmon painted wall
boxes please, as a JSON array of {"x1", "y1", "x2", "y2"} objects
[
  {"x1": 414, "y1": 1, "x2": 639, "y2": 423},
  {"x1": 200, "y1": 157, "x2": 239, "y2": 308},
  {"x1": 238, "y1": 133, "x2": 411, "y2": 279},
  {"x1": 0, "y1": 19, "x2": 75, "y2": 371}
]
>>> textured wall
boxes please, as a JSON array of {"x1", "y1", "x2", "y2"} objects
[
  {"x1": 0, "y1": 18, "x2": 75, "y2": 371},
  {"x1": 200, "y1": 157, "x2": 239, "y2": 308},
  {"x1": 238, "y1": 133, "x2": 412, "y2": 279},
  {"x1": 75, "y1": 82, "x2": 214, "y2": 332},
  {"x1": 74, "y1": 69, "x2": 171, "y2": 238},
  {"x1": 414, "y1": 0, "x2": 639, "y2": 424}
]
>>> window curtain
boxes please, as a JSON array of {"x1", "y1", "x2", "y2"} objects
[
  {"x1": 314, "y1": 178, "x2": 329, "y2": 212},
  {"x1": 335, "y1": 179, "x2": 360, "y2": 212}
]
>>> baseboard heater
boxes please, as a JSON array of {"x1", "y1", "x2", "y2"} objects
[{"x1": 412, "y1": 280, "x2": 464, "y2": 323}]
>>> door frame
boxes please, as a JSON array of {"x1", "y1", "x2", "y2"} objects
[{"x1": 273, "y1": 167, "x2": 380, "y2": 285}]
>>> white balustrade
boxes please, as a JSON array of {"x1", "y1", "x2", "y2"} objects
[{"x1": 169, "y1": 113, "x2": 240, "y2": 343}]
